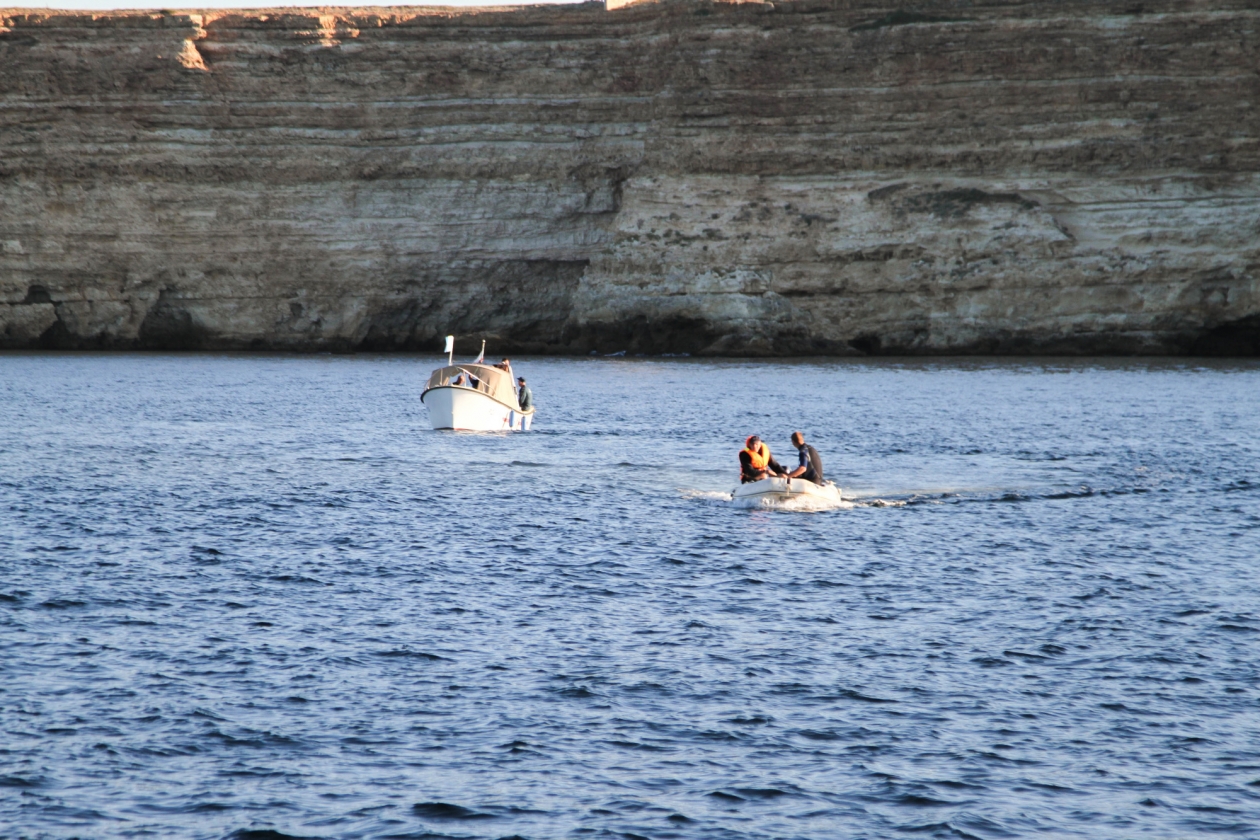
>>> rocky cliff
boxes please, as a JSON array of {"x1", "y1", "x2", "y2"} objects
[{"x1": 1, "y1": 0, "x2": 1258, "y2": 355}]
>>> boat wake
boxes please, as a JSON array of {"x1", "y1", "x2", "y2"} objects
[
  {"x1": 679, "y1": 489, "x2": 735, "y2": 504},
  {"x1": 851, "y1": 497, "x2": 908, "y2": 508}
]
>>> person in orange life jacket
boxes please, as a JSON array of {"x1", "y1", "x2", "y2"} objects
[
  {"x1": 785, "y1": 431, "x2": 824, "y2": 485},
  {"x1": 739, "y1": 435, "x2": 787, "y2": 483}
]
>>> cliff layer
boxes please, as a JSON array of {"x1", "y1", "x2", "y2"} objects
[{"x1": 1, "y1": 0, "x2": 1258, "y2": 355}]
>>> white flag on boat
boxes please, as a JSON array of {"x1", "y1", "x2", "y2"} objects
[
  {"x1": 443, "y1": 335, "x2": 454, "y2": 354},
  {"x1": 474, "y1": 340, "x2": 486, "y2": 364}
]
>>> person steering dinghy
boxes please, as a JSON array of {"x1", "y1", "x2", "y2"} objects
[{"x1": 785, "y1": 431, "x2": 824, "y2": 485}]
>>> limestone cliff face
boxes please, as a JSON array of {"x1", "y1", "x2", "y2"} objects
[{"x1": 1, "y1": 0, "x2": 1258, "y2": 355}]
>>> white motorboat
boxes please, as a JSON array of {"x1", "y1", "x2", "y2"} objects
[
  {"x1": 421, "y1": 343, "x2": 535, "y2": 431},
  {"x1": 731, "y1": 476, "x2": 842, "y2": 506}
]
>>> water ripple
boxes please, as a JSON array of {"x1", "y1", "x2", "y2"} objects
[{"x1": 1, "y1": 353, "x2": 1258, "y2": 839}]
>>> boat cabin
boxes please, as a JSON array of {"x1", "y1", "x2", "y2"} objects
[{"x1": 425, "y1": 363, "x2": 520, "y2": 408}]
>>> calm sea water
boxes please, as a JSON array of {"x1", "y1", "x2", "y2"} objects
[{"x1": 3, "y1": 353, "x2": 1259, "y2": 840}]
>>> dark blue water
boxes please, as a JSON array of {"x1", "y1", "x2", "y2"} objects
[{"x1": 3, "y1": 353, "x2": 1259, "y2": 840}]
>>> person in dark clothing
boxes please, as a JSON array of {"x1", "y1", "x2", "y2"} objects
[
  {"x1": 786, "y1": 431, "x2": 824, "y2": 484},
  {"x1": 517, "y1": 377, "x2": 533, "y2": 411},
  {"x1": 739, "y1": 435, "x2": 787, "y2": 483}
]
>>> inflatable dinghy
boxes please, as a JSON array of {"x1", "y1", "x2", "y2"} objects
[{"x1": 731, "y1": 476, "x2": 842, "y2": 505}]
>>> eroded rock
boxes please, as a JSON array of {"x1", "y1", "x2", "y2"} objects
[{"x1": 0, "y1": 0, "x2": 1256, "y2": 355}]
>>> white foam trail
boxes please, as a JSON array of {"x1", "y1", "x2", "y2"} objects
[
  {"x1": 679, "y1": 489, "x2": 733, "y2": 503},
  {"x1": 851, "y1": 497, "x2": 907, "y2": 508}
]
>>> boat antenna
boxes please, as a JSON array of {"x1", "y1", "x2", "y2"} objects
[
  {"x1": 475, "y1": 340, "x2": 486, "y2": 364},
  {"x1": 444, "y1": 334, "x2": 454, "y2": 366}
]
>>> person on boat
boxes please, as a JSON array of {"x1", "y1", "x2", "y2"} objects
[
  {"x1": 785, "y1": 431, "x2": 824, "y2": 485},
  {"x1": 517, "y1": 377, "x2": 533, "y2": 411},
  {"x1": 739, "y1": 435, "x2": 786, "y2": 483},
  {"x1": 493, "y1": 358, "x2": 516, "y2": 392}
]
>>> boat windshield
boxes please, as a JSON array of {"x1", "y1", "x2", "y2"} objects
[{"x1": 426, "y1": 364, "x2": 518, "y2": 406}]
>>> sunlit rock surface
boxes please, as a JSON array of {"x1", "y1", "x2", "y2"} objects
[{"x1": 1, "y1": 0, "x2": 1257, "y2": 355}]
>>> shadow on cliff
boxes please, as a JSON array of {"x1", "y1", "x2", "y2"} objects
[
  {"x1": 137, "y1": 290, "x2": 215, "y2": 351},
  {"x1": 1189, "y1": 314, "x2": 1260, "y2": 356},
  {"x1": 10, "y1": 281, "x2": 1259, "y2": 357},
  {"x1": 356, "y1": 259, "x2": 589, "y2": 354},
  {"x1": 835, "y1": 317, "x2": 1260, "y2": 357}
]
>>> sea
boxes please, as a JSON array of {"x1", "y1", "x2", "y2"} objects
[{"x1": 3, "y1": 352, "x2": 1259, "y2": 840}]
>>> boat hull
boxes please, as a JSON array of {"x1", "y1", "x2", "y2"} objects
[
  {"x1": 731, "y1": 476, "x2": 842, "y2": 505},
  {"x1": 421, "y1": 386, "x2": 533, "y2": 431}
]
